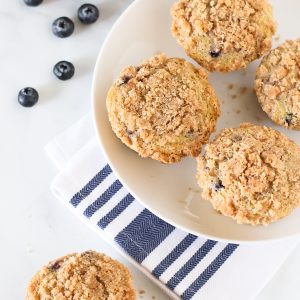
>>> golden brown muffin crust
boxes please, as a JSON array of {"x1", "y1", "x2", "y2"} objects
[
  {"x1": 26, "y1": 251, "x2": 136, "y2": 300},
  {"x1": 197, "y1": 123, "x2": 300, "y2": 225},
  {"x1": 106, "y1": 54, "x2": 220, "y2": 163},
  {"x1": 171, "y1": 0, "x2": 276, "y2": 72},
  {"x1": 255, "y1": 39, "x2": 300, "y2": 130}
]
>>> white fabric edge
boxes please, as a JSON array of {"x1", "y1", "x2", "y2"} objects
[
  {"x1": 45, "y1": 139, "x2": 70, "y2": 171},
  {"x1": 45, "y1": 113, "x2": 95, "y2": 171}
]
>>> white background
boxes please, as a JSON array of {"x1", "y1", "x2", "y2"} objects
[{"x1": 0, "y1": 0, "x2": 299, "y2": 299}]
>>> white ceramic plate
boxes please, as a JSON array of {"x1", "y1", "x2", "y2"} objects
[{"x1": 92, "y1": 0, "x2": 300, "y2": 243}]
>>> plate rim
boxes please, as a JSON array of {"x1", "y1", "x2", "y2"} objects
[{"x1": 91, "y1": 0, "x2": 300, "y2": 244}]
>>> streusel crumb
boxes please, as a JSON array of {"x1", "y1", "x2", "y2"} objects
[
  {"x1": 171, "y1": 0, "x2": 276, "y2": 72},
  {"x1": 255, "y1": 39, "x2": 300, "y2": 130},
  {"x1": 106, "y1": 54, "x2": 220, "y2": 163},
  {"x1": 26, "y1": 251, "x2": 136, "y2": 300},
  {"x1": 197, "y1": 123, "x2": 300, "y2": 225}
]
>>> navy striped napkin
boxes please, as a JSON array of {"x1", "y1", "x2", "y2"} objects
[{"x1": 46, "y1": 114, "x2": 299, "y2": 300}]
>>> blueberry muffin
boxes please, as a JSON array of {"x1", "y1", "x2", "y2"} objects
[
  {"x1": 255, "y1": 39, "x2": 300, "y2": 130},
  {"x1": 197, "y1": 123, "x2": 300, "y2": 225},
  {"x1": 171, "y1": 0, "x2": 276, "y2": 72},
  {"x1": 26, "y1": 251, "x2": 136, "y2": 300},
  {"x1": 106, "y1": 54, "x2": 220, "y2": 163}
]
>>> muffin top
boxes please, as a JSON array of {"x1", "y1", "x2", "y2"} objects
[
  {"x1": 26, "y1": 251, "x2": 135, "y2": 300},
  {"x1": 255, "y1": 39, "x2": 300, "y2": 130},
  {"x1": 106, "y1": 54, "x2": 220, "y2": 163},
  {"x1": 197, "y1": 123, "x2": 300, "y2": 225},
  {"x1": 171, "y1": 0, "x2": 276, "y2": 72}
]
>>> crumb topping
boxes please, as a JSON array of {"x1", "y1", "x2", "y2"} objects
[
  {"x1": 197, "y1": 123, "x2": 300, "y2": 225},
  {"x1": 26, "y1": 251, "x2": 135, "y2": 300},
  {"x1": 255, "y1": 39, "x2": 300, "y2": 129},
  {"x1": 107, "y1": 54, "x2": 220, "y2": 163}
]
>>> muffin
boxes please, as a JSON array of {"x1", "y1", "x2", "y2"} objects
[
  {"x1": 197, "y1": 123, "x2": 300, "y2": 225},
  {"x1": 171, "y1": 0, "x2": 276, "y2": 72},
  {"x1": 255, "y1": 39, "x2": 300, "y2": 130},
  {"x1": 26, "y1": 251, "x2": 136, "y2": 300},
  {"x1": 106, "y1": 54, "x2": 220, "y2": 164}
]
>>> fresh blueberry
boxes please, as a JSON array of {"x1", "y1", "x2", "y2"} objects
[
  {"x1": 210, "y1": 50, "x2": 221, "y2": 58},
  {"x1": 212, "y1": 179, "x2": 225, "y2": 192},
  {"x1": 24, "y1": 0, "x2": 43, "y2": 6},
  {"x1": 52, "y1": 17, "x2": 74, "y2": 38},
  {"x1": 18, "y1": 87, "x2": 39, "y2": 107},
  {"x1": 53, "y1": 61, "x2": 75, "y2": 80},
  {"x1": 78, "y1": 4, "x2": 99, "y2": 24}
]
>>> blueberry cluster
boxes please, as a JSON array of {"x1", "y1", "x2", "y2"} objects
[{"x1": 19, "y1": 1, "x2": 99, "y2": 107}]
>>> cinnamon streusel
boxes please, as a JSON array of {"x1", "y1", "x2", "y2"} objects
[
  {"x1": 255, "y1": 39, "x2": 300, "y2": 130},
  {"x1": 26, "y1": 251, "x2": 136, "y2": 300},
  {"x1": 106, "y1": 54, "x2": 220, "y2": 163},
  {"x1": 197, "y1": 123, "x2": 300, "y2": 225},
  {"x1": 171, "y1": 0, "x2": 276, "y2": 72}
]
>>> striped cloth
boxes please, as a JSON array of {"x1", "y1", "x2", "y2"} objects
[{"x1": 46, "y1": 114, "x2": 299, "y2": 300}]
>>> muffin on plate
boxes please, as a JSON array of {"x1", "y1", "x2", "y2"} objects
[
  {"x1": 255, "y1": 39, "x2": 300, "y2": 130},
  {"x1": 197, "y1": 123, "x2": 300, "y2": 226},
  {"x1": 171, "y1": 0, "x2": 276, "y2": 72},
  {"x1": 106, "y1": 54, "x2": 220, "y2": 164},
  {"x1": 26, "y1": 251, "x2": 136, "y2": 300}
]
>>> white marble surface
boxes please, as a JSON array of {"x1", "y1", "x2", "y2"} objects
[{"x1": 0, "y1": 0, "x2": 299, "y2": 299}]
